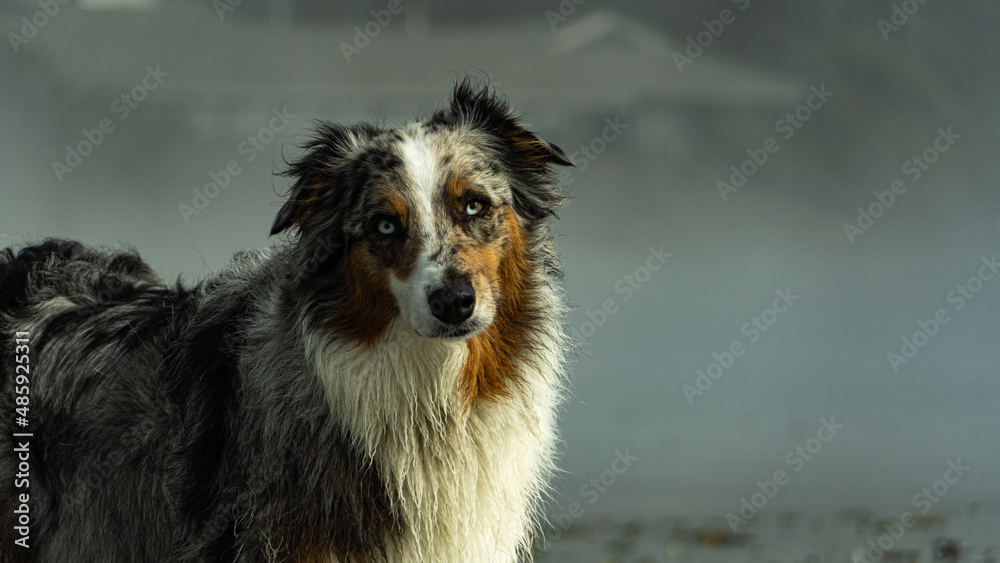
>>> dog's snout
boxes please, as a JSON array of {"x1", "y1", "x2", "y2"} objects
[{"x1": 428, "y1": 282, "x2": 476, "y2": 325}]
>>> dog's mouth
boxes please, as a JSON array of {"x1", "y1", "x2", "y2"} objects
[{"x1": 418, "y1": 319, "x2": 486, "y2": 340}]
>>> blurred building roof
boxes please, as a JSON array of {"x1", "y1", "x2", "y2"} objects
[{"x1": 20, "y1": 3, "x2": 802, "y2": 113}]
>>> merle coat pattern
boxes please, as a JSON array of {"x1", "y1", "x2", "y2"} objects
[{"x1": 0, "y1": 80, "x2": 572, "y2": 562}]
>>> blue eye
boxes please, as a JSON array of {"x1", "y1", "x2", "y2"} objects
[{"x1": 377, "y1": 219, "x2": 396, "y2": 235}]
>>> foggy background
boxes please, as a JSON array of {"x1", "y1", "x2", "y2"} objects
[{"x1": 2, "y1": 0, "x2": 998, "y2": 560}]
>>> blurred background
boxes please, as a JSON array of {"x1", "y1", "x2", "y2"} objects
[{"x1": 2, "y1": 0, "x2": 998, "y2": 560}]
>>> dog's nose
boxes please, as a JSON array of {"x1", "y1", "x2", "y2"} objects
[{"x1": 428, "y1": 282, "x2": 476, "y2": 325}]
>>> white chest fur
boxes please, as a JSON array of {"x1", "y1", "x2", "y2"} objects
[{"x1": 307, "y1": 319, "x2": 562, "y2": 562}]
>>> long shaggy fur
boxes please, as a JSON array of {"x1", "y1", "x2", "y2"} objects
[{"x1": 0, "y1": 79, "x2": 571, "y2": 562}]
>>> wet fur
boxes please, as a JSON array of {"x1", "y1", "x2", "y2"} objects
[{"x1": 0, "y1": 80, "x2": 571, "y2": 562}]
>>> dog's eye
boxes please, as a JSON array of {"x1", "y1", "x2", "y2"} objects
[
  {"x1": 377, "y1": 219, "x2": 397, "y2": 235},
  {"x1": 465, "y1": 200, "x2": 488, "y2": 217}
]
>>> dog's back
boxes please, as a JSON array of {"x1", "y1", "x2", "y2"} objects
[{"x1": 0, "y1": 240, "x2": 200, "y2": 561}]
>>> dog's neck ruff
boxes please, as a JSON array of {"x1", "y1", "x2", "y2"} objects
[{"x1": 304, "y1": 315, "x2": 561, "y2": 562}]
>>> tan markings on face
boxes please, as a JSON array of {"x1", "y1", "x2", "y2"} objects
[
  {"x1": 460, "y1": 206, "x2": 534, "y2": 407},
  {"x1": 442, "y1": 172, "x2": 504, "y2": 304},
  {"x1": 333, "y1": 244, "x2": 400, "y2": 348},
  {"x1": 383, "y1": 192, "x2": 409, "y2": 231},
  {"x1": 374, "y1": 188, "x2": 420, "y2": 282},
  {"x1": 454, "y1": 242, "x2": 502, "y2": 302},
  {"x1": 445, "y1": 172, "x2": 469, "y2": 207}
]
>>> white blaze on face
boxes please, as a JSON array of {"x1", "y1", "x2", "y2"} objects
[{"x1": 390, "y1": 132, "x2": 445, "y2": 337}]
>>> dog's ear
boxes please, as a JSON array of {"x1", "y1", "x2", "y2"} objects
[
  {"x1": 270, "y1": 191, "x2": 305, "y2": 236},
  {"x1": 271, "y1": 123, "x2": 383, "y2": 236},
  {"x1": 438, "y1": 77, "x2": 572, "y2": 221},
  {"x1": 444, "y1": 78, "x2": 572, "y2": 169}
]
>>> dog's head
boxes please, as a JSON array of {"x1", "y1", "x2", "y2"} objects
[{"x1": 272, "y1": 79, "x2": 570, "y2": 347}]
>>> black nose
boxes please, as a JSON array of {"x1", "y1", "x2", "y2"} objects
[{"x1": 428, "y1": 282, "x2": 476, "y2": 325}]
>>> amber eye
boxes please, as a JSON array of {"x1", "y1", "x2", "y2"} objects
[{"x1": 465, "y1": 200, "x2": 487, "y2": 217}]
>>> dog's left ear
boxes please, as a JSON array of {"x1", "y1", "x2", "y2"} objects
[
  {"x1": 441, "y1": 78, "x2": 573, "y2": 220},
  {"x1": 445, "y1": 78, "x2": 572, "y2": 170},
  {"x1": 488, "y1": 111, "x2": 572, "y2": 171}
]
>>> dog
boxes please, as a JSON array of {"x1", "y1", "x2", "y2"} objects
[{"x1": 0, "y1": 79, "x2": 573, "y2": 562}]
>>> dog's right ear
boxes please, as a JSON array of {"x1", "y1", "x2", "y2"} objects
[{"x1": 271, "y1": 122, "x2": 382, "y2": 236}]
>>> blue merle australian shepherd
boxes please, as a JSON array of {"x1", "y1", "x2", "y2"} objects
[{"x1": 0, "y1": 80, "x2": 573, "y2": 562}]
